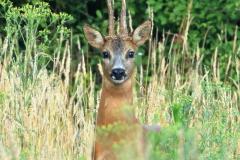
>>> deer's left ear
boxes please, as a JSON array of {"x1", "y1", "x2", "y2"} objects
[{"x1": 132, "y1": 20, "x2": 152, "y2": 46}]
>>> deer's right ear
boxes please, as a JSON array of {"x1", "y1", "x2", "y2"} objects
[{"x1": 83, "y1": 24, "x2": 104, "y2": 49}]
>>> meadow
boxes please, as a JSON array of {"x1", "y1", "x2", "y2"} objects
[{"x1": 0, "y1": 1, "x2": 239, "y2": 160}]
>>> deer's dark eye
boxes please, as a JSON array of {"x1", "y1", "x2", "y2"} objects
[
  {"x1": 127, "y1": 51, "x2": 135, "y2": 59},
  {"x1": 102, "y1": 51, "x2": 110, "y2": 59}
]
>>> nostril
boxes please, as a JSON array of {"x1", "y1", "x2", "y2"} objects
[
  {"x1": 112, "y1": 69, "x2": 125, "y2": 75},
  {"x1": 111, "y1": 69, "x2": 126, "y2": 80},
  {"x1": 113, "y1": 69, "x2": 124, "y2": 74}
]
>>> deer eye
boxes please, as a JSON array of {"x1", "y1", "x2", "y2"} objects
[
  {"x1": 127, "y1": 51, "x2": 135, "y2": 59},
  {"x1": 102, "y1": 51, "x2": 110, "y2": 59}
]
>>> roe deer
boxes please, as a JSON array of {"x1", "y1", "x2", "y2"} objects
[{"x1": 83, "y1": 0, "x2": 153, "y2": 159}]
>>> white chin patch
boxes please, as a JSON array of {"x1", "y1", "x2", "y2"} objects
[
  {"x1": 111, "y1": 75, "x2": 116, "y2": 80},
  {"x1": 111, "y1": 76, "x2": 126, "y2": 84}
]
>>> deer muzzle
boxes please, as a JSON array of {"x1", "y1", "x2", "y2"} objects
[{"x1": 111, "y1": 68, "x2": 126, "y2": 81}]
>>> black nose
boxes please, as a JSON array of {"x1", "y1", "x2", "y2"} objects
[{"x1": 111, "y1": 68, "x2": 126, "y2": 80}]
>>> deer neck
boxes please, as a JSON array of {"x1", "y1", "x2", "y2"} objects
[{"x1": 97, "y1": 77, "x2": 137, "y2": 125}]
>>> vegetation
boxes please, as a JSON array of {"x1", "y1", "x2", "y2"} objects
[{"x1": 0, "y1": 0, "x2": 239, "y2": 160}]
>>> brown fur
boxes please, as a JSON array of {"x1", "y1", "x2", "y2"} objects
[
  {"x1": 94, "y1": 77, "x2": 145, "y2": 160},
  {"x1": 83, "y1": 1, "x2": 152, "y2": 159}
]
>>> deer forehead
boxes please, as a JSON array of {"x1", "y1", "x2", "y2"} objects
[{"x1": 104, "y1": 37, "x2": 136, "y2": 54}]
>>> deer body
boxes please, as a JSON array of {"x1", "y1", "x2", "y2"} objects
[
  {"x1": 95, "y1": 77, "x2": 145, "y2": 160},
  {"x1": 83, "y1": 0, "x2": 152, "y2": 159}
]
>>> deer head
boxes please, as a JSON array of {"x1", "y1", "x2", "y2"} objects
[{"x1": 84, "y1": 0, "x2": 152, "y2": 85}]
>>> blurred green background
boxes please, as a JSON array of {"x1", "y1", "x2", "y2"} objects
[{"x1": 4, "y1": 0, "x2": 240, "y2": 45}]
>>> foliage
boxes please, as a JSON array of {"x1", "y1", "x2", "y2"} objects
[
  {"x1": 1, "y1": 0, "x2": 239, "y2": 83},
  {"x1": 4, "y1": 1, "x2": 72, "y2": 53},
  {"x1": 0, "y1": 1, "x2": 74, "y2": 88}
]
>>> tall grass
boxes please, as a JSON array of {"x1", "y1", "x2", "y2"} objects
[{"x1": 0, "y1": 2, "x2": 239, "y2": 160}]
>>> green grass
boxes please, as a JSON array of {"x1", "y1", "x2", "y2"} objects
[{"x1": 0, "y1": 1, "x2": 239, "y2": 160}]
